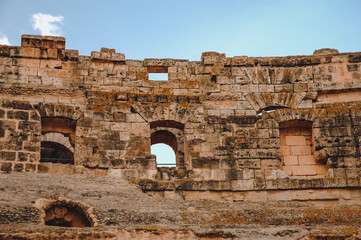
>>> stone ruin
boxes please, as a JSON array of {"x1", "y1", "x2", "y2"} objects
[{"x1": 0, "y1": 35, "x2": 361, "y2": 239}]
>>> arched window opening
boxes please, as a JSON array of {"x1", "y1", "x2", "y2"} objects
[
  {"x1": 151, "y1": 143, "x2": 176, "y2": 167},
  {"x1": 150, "y1": 120, "x2": 186, "y2": 169},
  {"x1": 41, "y1": 117, "x2": 76, "y2": 145},
  {"x1": 41, "y1": 141, "x2": 74, "y2": 164},
  {"x1": 151, "y1": 130, "x2": 177, "y2": 152},
  {"x1": 41, "y1": 117, "x2": 76, "y2": 164},
  {"x1": 44, "y1": 204, "x2": 91, "y2": 227},
  {"x1": 151, "y1": 130, "x2": 177, "y2": 167},
  {"x1": 280, "y1": 120, "x2": 328, "y2": 177}
]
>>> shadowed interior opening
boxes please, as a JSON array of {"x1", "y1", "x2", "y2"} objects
[
  {"x1": 41, "y1": 117, "x2": 76, "y2": 164},
  {"x1": 41, "y1": 141, "x2": 74, "y2": 164},
  {"x1": 44, "y1": 204, "x2": 91, "y2": 227}
]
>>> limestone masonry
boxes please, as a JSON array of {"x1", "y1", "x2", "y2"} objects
[{"x1": 1, "y1": 35, "x2": 361, "y2": 239}]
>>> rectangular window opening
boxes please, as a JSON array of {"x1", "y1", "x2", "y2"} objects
[
  {"x1": 148, "y1": 66, "x2": 168, "y2": 81},
  {"x1": 148, "y1": 73, "x2": 168, "y2": 81}
]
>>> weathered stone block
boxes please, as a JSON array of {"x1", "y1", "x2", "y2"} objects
[
  {"x1": 111, "y1": 159, "x2": 125, "y2": 169},
  {"x1": 0, "y1": 162, "x2": 12, "y2": 172},
  {"x1": 0, "y1": 151, "x2": 16, "y2": 161},
  {"x1": 192, "y1": 158, "x2": 220, "y2": 169},
  {"x1": 283, "y1": 156, "x2": 298, "y2": 166},
  {"x1": 7, "y1": 111, "x2": 29, "y2": 120},
  {"x1": 17, "y1": 152, "x2": 29, "y2": 161},
  {"x1": 231, "y1": 179, "x2": 254, "y2": 191},
  {"x1": 1, "y1": 34, "x2": 361, "y2": 204},
  {"x1": 37, "y1": 163, "x2": 49, "y2": 173},
  {"x1": 24, "y1": 163, "x2": 36, "y2": 172},
  {"x1": 13, "y1": 163, "x2": 24, "y2": 172},
  {"x1": 21, "y1": 35, "x2": 65, "y2": 49},
  {"x1": 323, "y1": 178, "x2": 347, "y2": 188}
]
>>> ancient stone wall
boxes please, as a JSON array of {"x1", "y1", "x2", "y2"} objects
[
  {"x1": 2, "y1": 173, "x2": 361, "y2": 239},
  {"x1": 1, "y1": 35, "x2": 361, "y2": 200}
]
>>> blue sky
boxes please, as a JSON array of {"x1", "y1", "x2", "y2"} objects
[
  {"x1": 151, "y1": 144, "x2": 176, "y2": 166},
  {"x1": 1, "y1": 0, "x2": 360, "y2": 165},
  {"x1": 1, "y1": 0, "x2": 361, "y2": 61}
]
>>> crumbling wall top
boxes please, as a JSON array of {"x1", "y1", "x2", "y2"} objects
[
  {"x1": 313, "y1": 48, "x2": 340, "y2": 56},
  {"x1": 21, "y1": 34, "x2": 66, "y2": 49},
  {"x1": 0, "y1": 35, "x2": 360, "y2": 69}
]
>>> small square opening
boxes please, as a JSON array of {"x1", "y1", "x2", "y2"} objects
[
  {"x1": 149, "y1": 73, "x2": 168, "y2": 81},
  {"x1": 148, "y1": 66, "x2": 168, "y2": 81}
]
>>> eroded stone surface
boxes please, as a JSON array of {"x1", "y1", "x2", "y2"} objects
[
  {"x1": 1, "y1": 173, "x2": 361, "y2": 239},
  {"x1": 1, "y1": 35, "x2": 361, "y2": 183},
  {"x1": 1, "y1": 35, "x2": 361, "y2": 238}
]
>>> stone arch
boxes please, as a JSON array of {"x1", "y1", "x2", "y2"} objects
[
  {"x1": 41, "y1": 141, "x2": 74, "y2": 164},
  {"x1": 131, "y1": 103, "x2": 192, "y2": 124},
  {"x1": 35, "y1": 103, "x2": 83, "y2": 120},
  {"x1": 151, "y1": 131, "x2": 177, "y2": 166},
  {"x1": 41, "y1": 117, "x2": 76, "y2": 164},
  {"x1": 151, "y1": 130, "x2": 178, "y2": 154},
  {"x1": 45, "y1": 204, "x2": 90, "y2": 227},
  {"x1": 131, "y1": 104, "x2": 201, "y2": 169},
  {"x1": 266, "y1": 108, "x2": 318, "y2": 124},
  {"x1": 150, "y1": 120, "x2": 186, "y2": 168},
  {"x1": 42, "y1": 132, "x2": 74, "y2": 153},
  {"x1": 35, "y1": 197, "x2": 97, "y2": 228},
  {"x1": 245, "y1": 92, "x2": 306, "y2": 113}
]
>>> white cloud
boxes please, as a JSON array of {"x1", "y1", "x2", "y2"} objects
[
  {"x1": 0, "y1": 33, "x2": 10, "y2": 45},
  {"x1": 32, "y1": 13, "x2": 64, "y2": 36}
]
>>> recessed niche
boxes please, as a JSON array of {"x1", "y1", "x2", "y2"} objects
[
  {"x1": 34, "y1": 196, "x2": 98, "y2": 227},
  {"x1": 280, "y1": 120, "x2": 328, "y2": 177},
  {"x1": 45, "y1": 204, "x2": 91, "y2": 227},
  {"x1": 38, "y1": 197, "x2": 97, "y2": 228}
]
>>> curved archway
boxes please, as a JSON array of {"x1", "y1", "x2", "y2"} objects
[
  {"x1": 41, "y1": 141, "x2": 74, "y2": 164},
  {"x1": 41, "y1": 117, "x2": 76, "y2": 165},
  {"x1": 151, "y1": 130, "x2": 178, "y2": 167},
  {"x1": 41, "y1": 117, "x2": 76, "y2": 146},
  {"x1": 151, "y1": 143, "x2": 176, "y2": 167},
  {"x1": 150, "y1": 120, "x2": 186, "y2": 169},
  {"x1": 36, "y1": 103, "x2": 83, "y2": 121},
  {"x1": 45, "y1": 204, "x2": 91, "y2": 227},
  {"x1": 151, "y1": 130, "x2": 178, "y2": 153},
  {"x1": 150, "y1": 120, "x2": 184, "y2": 130},
  {"x1": 38, "y1": 197, "x2": 97, "y2": 228},
  {"x1": 42, "y1": 132, "x2": 74, "y2": 152}
]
